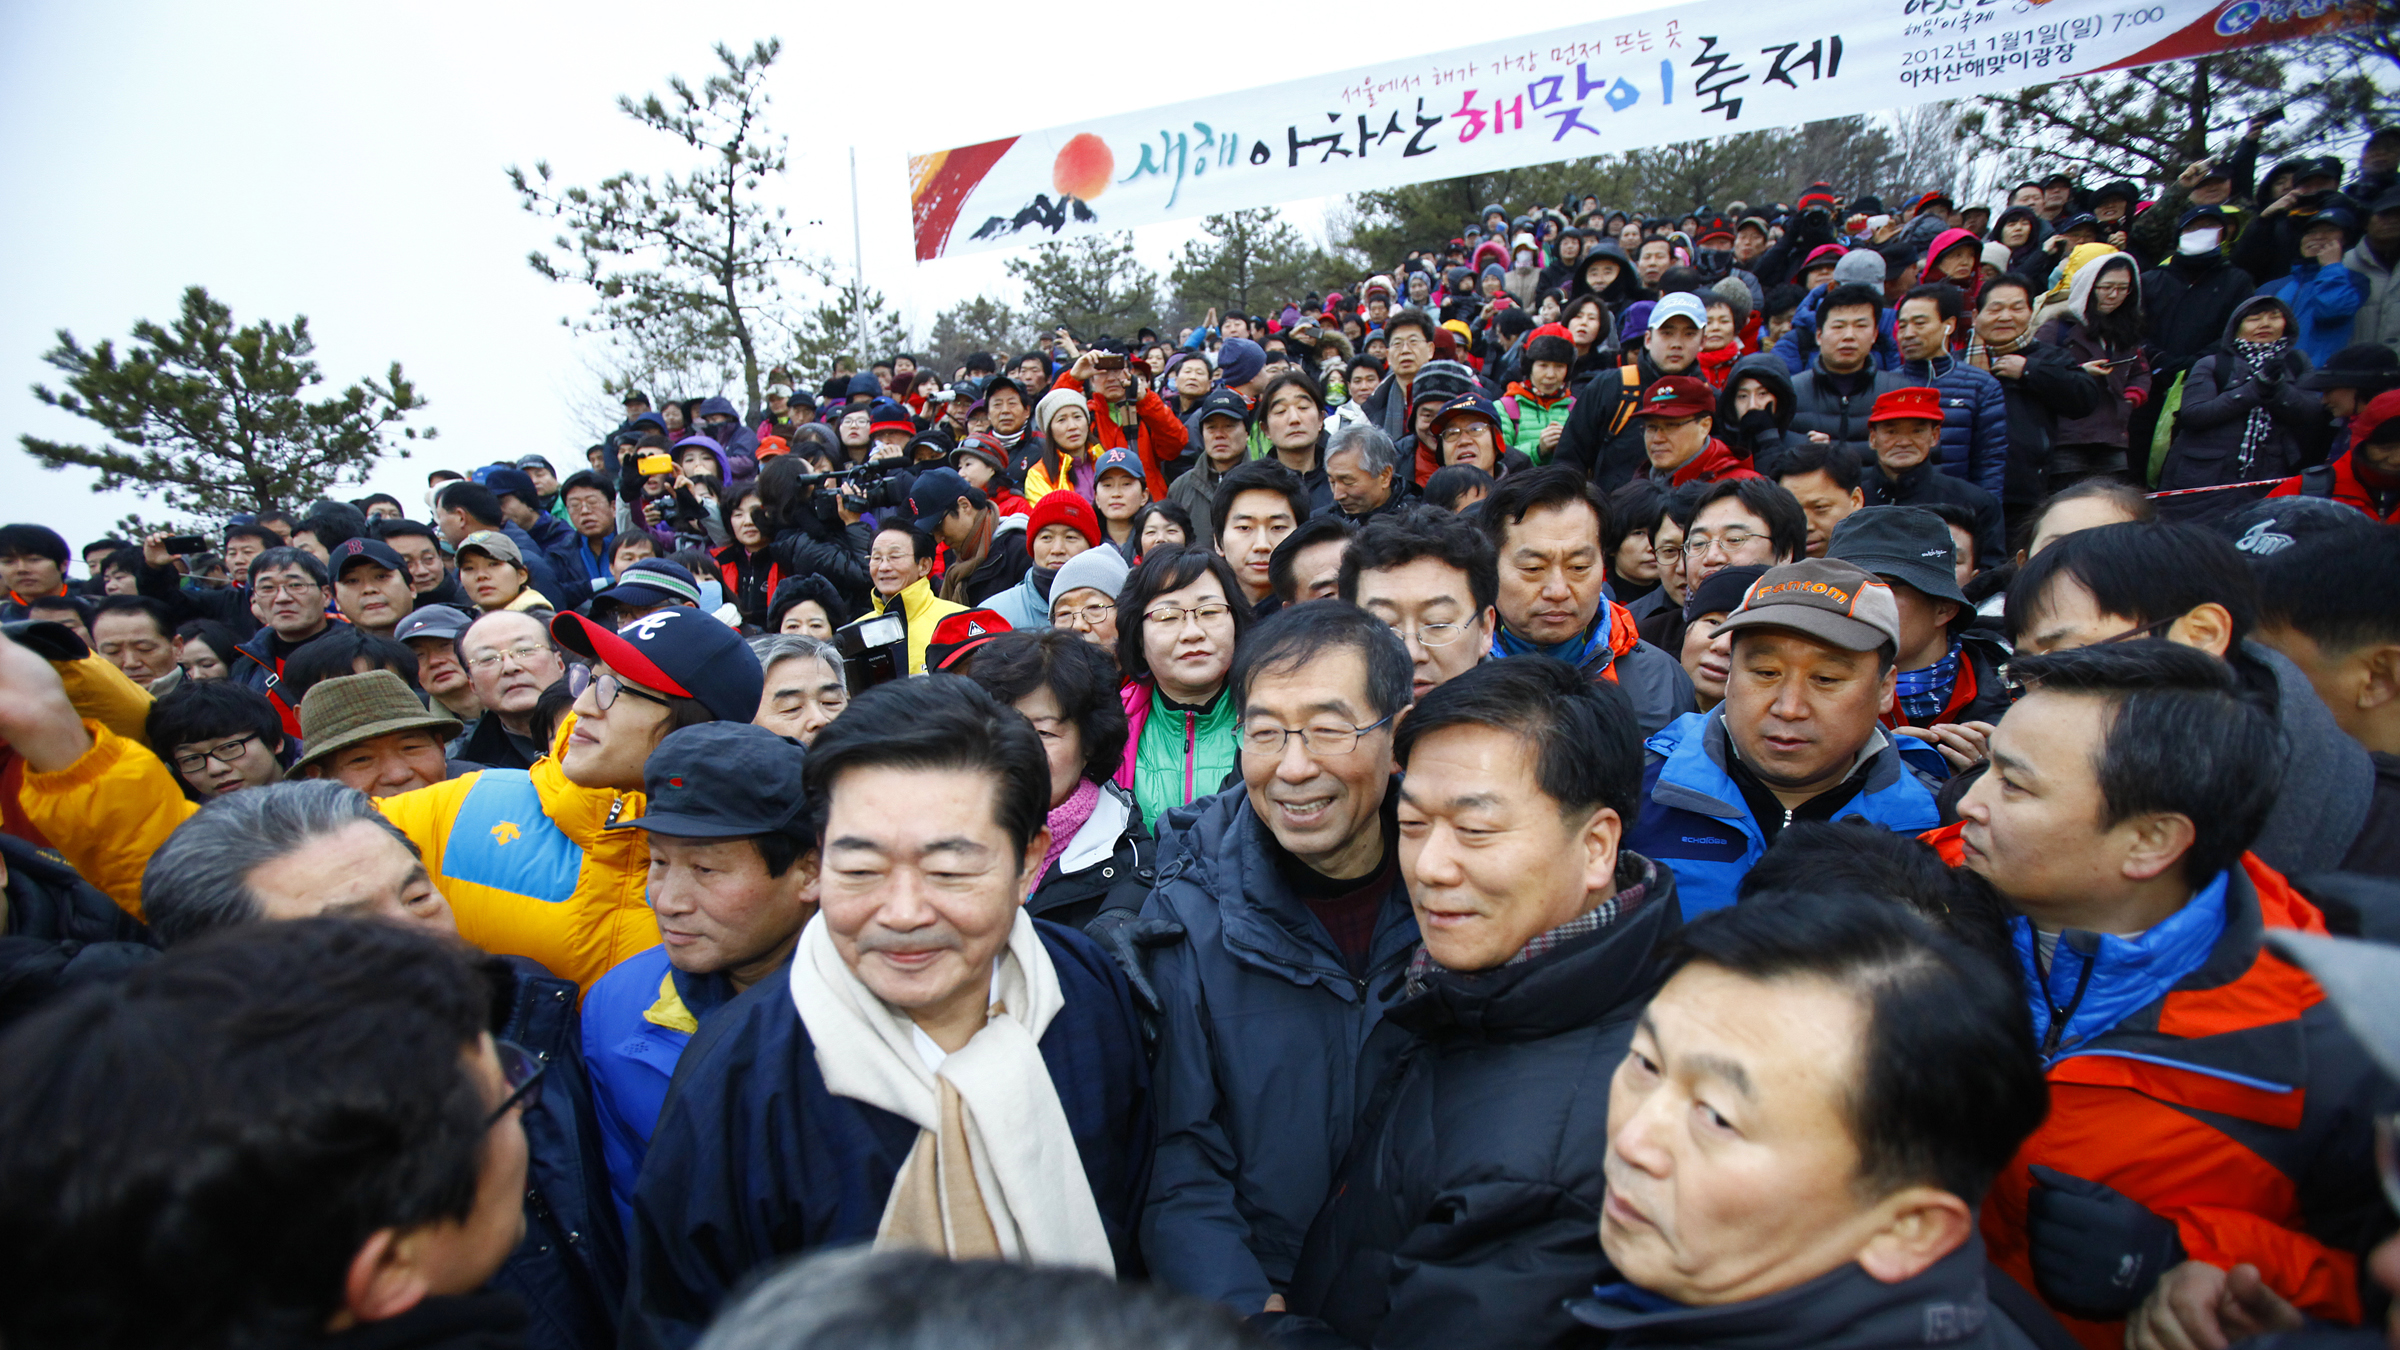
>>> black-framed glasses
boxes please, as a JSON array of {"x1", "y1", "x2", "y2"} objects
[
  {"x1": 1241, "y1": 712, "x2": 1396, "y2": 758},
  {"x1": 486, "y1": 1039, "x2": 547, "y2": 1126},
  {"x1": 172, "y1": 733, "x2": 260, "y2": 775},
  {"x1": 567, "y1": 664, "x2": 672, "y2": 712},
  {"x1": 2096, "y1": 616, "x2": 2181, "y2": 647}
]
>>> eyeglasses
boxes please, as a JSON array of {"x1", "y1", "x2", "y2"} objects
[
  {"x1": 173, "y1": 733, "x2": 260, "y2": 775},
  {"x1": 1054, "y1": 600, "x2": 1116, "y2": 628},
  {"x1": 567, "y1": 664, "x2": 672, "y2": 712},
  {"x1": 1653, "y1": 542, "x2": 1686, "y2": 564},
  {"x1": 1144, "y1": 602, "x2": 1235, "y2": 629},
  {"x1": 1241, "y1": 712, "x2": 1396, "y2": 758},
  {"x1": 467, "y1": 643, "x2": 556, "y2": 672},
  {"x1": 1386, "y1": 619, "x2": 1475, "y2": 648},
  {"x1": 2092, "y1": 282, "x2": 2131, "y2": 295},
  {"x1": 485, "y1": 1039, "x2": 548, "y2": 1126},
  {"x1": 1682, "y1": 527, "x2": 1760, "y2": 556},
  {"x1": 252, "y1": 578, "x2": 322, "y2": 598},
  {"x1": 2096, "y1": 615, "x2": 2180, "y2": 647}
]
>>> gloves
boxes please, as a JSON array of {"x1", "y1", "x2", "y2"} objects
[
  {"x1": 1083, "y1": 907, "x2": 1186, "y2": 1050},
  {"x1": 2026, "y1": 1165, "x2": 2185, "y2": 1320}
]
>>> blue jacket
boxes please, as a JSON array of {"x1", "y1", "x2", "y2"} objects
[
  {"x1": 580, "y1": 946, "x2": 740, "y2": 1236},
  {"x1": 515, "y1": 510, "x2": 592, "y2": 611},
  {"x1": 1138, "y1": 785, "x2": 1420, "y2": 1314},
  {"x1": 1625, "y1": 712, "x2": 1942, "y2": 918},
  {"x1": 2260, "y1": 261, "x2": 2370, "y2": 367},
  {"x1": 621, "y1": 924, "x2": 1152, "y2": 1349},
  {"x1": 489, "y1": 955, "x2": 627, "y2": 1350},
  {"x1": 1891, "y1": 351, "x2": 2010, "y2": 498}
]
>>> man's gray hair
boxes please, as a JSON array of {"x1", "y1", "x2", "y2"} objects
[
  {"x1": 1326, "y1": 423, "x2": 1398, "y2": 477},
  {"x1": 746, "y1": 634, "x2": 842, "y2": 674},
  {"x1": 140, "y1": 780, "x2": 418, "y2": 947},
  {"x1": 694, "y1": 1248, "x2": 1253, "y2": 1350}
]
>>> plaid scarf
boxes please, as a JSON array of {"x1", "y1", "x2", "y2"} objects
[
  {"x1": 1894, "y1": 638, "x2": 1963, "y2": 725},
  {"x1": 2231, "y1": 337, "x2": 2293, "y2": 475},
  {"x1": 1405, "y1": 855, "x2": 1657, "y2": 997},
  {"x1": 1963, "y1": 327, "x2": 2032, "y2": 370}
]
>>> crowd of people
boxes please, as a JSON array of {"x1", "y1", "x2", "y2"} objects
[{"x1": 2, "y1": 117, "x2": 2399, "y2": 1350}]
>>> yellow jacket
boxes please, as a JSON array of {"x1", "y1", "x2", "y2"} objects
[
  {"x1": 868, "y1": 576, "x2": 966, "y2": 675},
  {"x1": 23, "y1": 714, "x2": 658, "y2": 992}
]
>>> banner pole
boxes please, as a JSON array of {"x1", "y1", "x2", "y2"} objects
[{"x1": 849, "y1": 147, "x2": 868, "y2": 369}]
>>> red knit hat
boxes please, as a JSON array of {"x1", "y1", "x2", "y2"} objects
[
  {"x1": 1026, "y1": 491, "x2": 1101, "y2": 547},
  {"x1": 1869, "y1": 387, "x2": 1945, "y2": 424}
]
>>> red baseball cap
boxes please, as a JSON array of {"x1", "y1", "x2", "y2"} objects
[
  {"x1": 1869, "y1": 387, "x2": 1945, "y2": 424},
  {"x1": 926, "y1": 608, "x2": 1014, "y2": 672},
  {"x1": 1638, "y1": 376, "x2": 1716, "y2": 420}
]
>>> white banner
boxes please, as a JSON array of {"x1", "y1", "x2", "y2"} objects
[{"x1": 908, "y1": 0, "x2": 2366, "y2": 260}]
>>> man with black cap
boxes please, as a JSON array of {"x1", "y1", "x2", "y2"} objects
[
  {"x1": 1625, "y1": 557, "x2": 1942, "y2": 917},
  {"x1": 1171, "y1": 389, "x2": 1253, "y2": 543},
  {"x1": 593, "y1": 558, "x2": 705, "y2": 625},
  {"x1": 396, "y1": 603, "x2": 484, "y2": 725},
  {"x1": 2272, "y1": 388, "x2": 2400, "y2": 521},
  {"x1": 1826, "y1": 507, "x2": 2012, "y2": 775},
  {"x1": 9, "y1": 606, "x2": 765, "y2": 992},
  {"x1": 581, "y1": 720, "x2": 818, "y2": 1231},
  {"x1": 2295, "y1": 343, "x2": 2400, "y2": 456},
  {"x1": 487, "y1": 466, "x2": 585, "y2": 598},
  {"x1": 981, "y1": 375, "x2": 1037, "y2": 465},
  {"x1": 2141, "y1": 204, "x2": 2259, "y2": 378},
  {"x1": 909, "y1": 466, "x2": 1032, "y2": 606},
  {"x1": 329, "y1": 537, "x2": 415, "y2": 638}
]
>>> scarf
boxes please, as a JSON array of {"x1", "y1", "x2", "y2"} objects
[
  {"x1": 1037, "y1": 778, "x2": 1102, "y2": 890},
  {"x1": 1405, "y1": 854, "x2": 1657, "y2": 997},
  {"x1": 1893, "y1": 638, "x2": 1962, "y2": 725},
  {"x1": 792, "y1": 911, "x2": 1115, "y2": 1270},
  {"x1": 939, "y1": 511, "x2": 997, "y2": 603},
  {"x1": 1695, "y1": 341, "x2": 1743, "y2": 390},
  {"x1": 2232, "y1": 336, "x2": 2293, "y2": 475},
  {"x1": 1491, "y1": 600, "x2": 1636, "y2": 683},
  {"x1": 1963, "y1": 326, "x2": 2031, "y2": 370}
]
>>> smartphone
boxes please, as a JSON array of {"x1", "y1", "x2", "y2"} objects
[
  {"x1": 160, "y1": 534, "x2": 209, "y2": 553},
  {"x1": 2254, "y1": 108, "x2": 2285, "y2": 127},
  {"x1": 2106, "y1": 355, "x2": 2141, "y2": 367}
]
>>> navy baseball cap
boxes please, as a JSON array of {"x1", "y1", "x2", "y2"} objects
[
  {"x1": 552, "y1": 608, "x2": 763, "y2": 723},
  {"x1": 394, "y1": 604, "x2": 474, "y2": 645},
  {"x1": 613, "y1": 722, "x2": 809, "y2": 837},
  {"x1": 908, "y1": 467, "x2": 980, "y2": 534},
  {"x1": 1195, "y1": 389, "x2": 1249, "y2": 426},
  {"x1": 331, "y1": 537, "x2": 406, "y2": 579},
  {"x1": 484, "y1": 467, "x2": 540, "y2": 503},
  {"x1": 1094, "y1": 446, "x2": 1145, "y2": 480},
  {"x1": 595, "y1": 558, "x2": 701, "y2": 609}
]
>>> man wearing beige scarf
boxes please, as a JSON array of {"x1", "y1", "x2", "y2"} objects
[{"x1": 622, "y1": 677, "x2": 1152, "y2": 1350}]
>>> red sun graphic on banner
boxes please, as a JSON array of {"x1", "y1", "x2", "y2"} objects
[{"x1": 1053, "y1": 133, "x2": 1113, "y2": 202}]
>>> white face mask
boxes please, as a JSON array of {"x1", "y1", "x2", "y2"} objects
[{"x1": 2178, "y1": 227, "x2": 2222, "y2": 255}]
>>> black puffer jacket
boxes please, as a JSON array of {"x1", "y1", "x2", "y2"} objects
[
  {"x1": 0, "y1": 833, "x2": 157, "y2": 1030},
  {"x1": 1788, "y1": 356, "x2": 1908, "y2": 465},
  {"x1": 2160, "y1": 295, "x2": 2332, "y2": 489},
  {"x1": 1984, "y1": 336, "x2": 2100, "y2": 506},
  {"x1": 1278, "y1": 857, "x2": 1680, "y2": 1350},
  {"x1": 2141, "y1": 248, "x2": 2257, "y2": 372}
]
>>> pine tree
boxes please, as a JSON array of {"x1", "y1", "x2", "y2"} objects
[
  {"x1": 1166, "y1": 209, "x2": 1342, "y2": 321},
  {"x1": 1004, "y1": 234, "x2": 1161, "y2": 342},
  {"x1": 22, "y1": 286, "x2": 431, "y2": 525}
]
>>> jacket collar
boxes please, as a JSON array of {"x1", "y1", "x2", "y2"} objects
[
  {"x1": 1648, "y1": 711, "x2": 1902, "y2": 821},
  {"x1": 1568, "y1": 1234, "x2": 2005, "y2": 1350},
  {"x1": 1665, "y1": 438, "x2": 1749, "y2": 488},
  {"x1": 1195, "y1": 787, "x2": 1416, "y2": 993},
  {"x1": 1057, "y1": 783, "x2": 1134, "y2": 874},
  {"x1": 2012, "y1": 870, "x2": 2231, "y2": 1057},
  {"x1": 1388, "y1": 854, "x2": 1679, "y2": 1043}
]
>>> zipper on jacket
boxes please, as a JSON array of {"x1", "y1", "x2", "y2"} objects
[
  {"x1": 1183, "y1": 711, "x2": 1197, "y2": 804},
  {"x1": 2038, "y1": 943, "x2": 2099, "y2": 1060}
]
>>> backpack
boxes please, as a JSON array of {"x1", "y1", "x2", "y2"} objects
[{"x1": 1605, "y1": 364, "x2": 1644, "y2": 438}]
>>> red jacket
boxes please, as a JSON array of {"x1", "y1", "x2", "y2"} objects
[
  {"x1": 1926, "y1": 825, "x2": 2380, "y2": 1350},
  {"x1": 1662, "y1": 438, "x2": 1760, "y2": 488},
  {"x1": 2266, "y1": 453, "x2": 2400, "y2": 523},
  {"x1": 1053, "y1": 373, "x2": 1188, "y2": 501}
]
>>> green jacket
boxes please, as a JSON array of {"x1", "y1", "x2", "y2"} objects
[{"x1": 1498, "y1": 385, "x2": 1575, "y2": 464}]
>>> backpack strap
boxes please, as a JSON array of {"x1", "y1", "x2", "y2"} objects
[{"x1": 1606, "y1": 364, "x2": 1643, "y2": 438}]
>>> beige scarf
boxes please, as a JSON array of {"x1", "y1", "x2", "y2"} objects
[{"x1": 790, "y1": 910, "x2": 1115, "y2": 1271}]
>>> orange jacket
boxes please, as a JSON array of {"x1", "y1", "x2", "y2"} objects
[
  {"x1": 1053, "y1": 371, "x2": 1187, "y2": 500},
  {"x1": 1925, "y1": 824, "x2": 2382, "y2": 1349}
]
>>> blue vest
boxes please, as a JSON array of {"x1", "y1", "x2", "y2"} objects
[{"x1": 1627, "y1": 711, "x2": 1942, "y2": 916}]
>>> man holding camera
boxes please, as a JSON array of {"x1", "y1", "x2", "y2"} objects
[{"x1": 1049, "y1": 337, "x2": 1188, "y2": 497}]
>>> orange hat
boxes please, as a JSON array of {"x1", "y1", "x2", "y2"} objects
[
  {"x1": 754, "y1": 434, "x2": 791, "y2": 461},
  {"x1": 1869, "y1": 387, "x2": 1945, "y2": 424}
]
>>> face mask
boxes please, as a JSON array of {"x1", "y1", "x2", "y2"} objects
[{"x1": 2178, "y1": 227, "x2": 2221, "y2": 255}]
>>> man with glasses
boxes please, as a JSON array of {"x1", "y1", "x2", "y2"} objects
[
  {"x1": 232, "y1": 545, "x2": 338, "y2": 738},
  {"x1": 0, "y1": 919, "x2": 556, "y2": 1350},
  {"x1": 147, "y1": 678, "x2": 290, "y2": 799},
  {"x1": 1922, "y1": 643, "x2": 2393, "y2": 1349},
  {"x1": 1626, "y1": 558, "x2": 1940, "y2": 917},
  {"x1": 1137, "y1": 605, "x2": 1421, "y2": 1317},
  {"x1": 1682, "y1": 478, "x2": 1806, "y2": 590},
  {"x1": 1479, "y1": 468, "x2": 1694, "y2": 736},
  {"x1": 1856, "y1": 387, "x2": 2006, "y2": 568},
  {"x1": 5, "y1": 607, "x2": 764, "y2": 992},
  {"x1": 452, "y1": 610, "x2": 567, "y2": 772},
  {"x1": 1364, "y1": 310, "x2": 1441, "y2": 440},
  {"x1": 1338, "y1": 505, "x2": 1497, "y2": 700}
]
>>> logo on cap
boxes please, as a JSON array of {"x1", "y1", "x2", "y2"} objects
[{"x1": 627, "y1": 613, "x2": 677, "y2": 641}]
